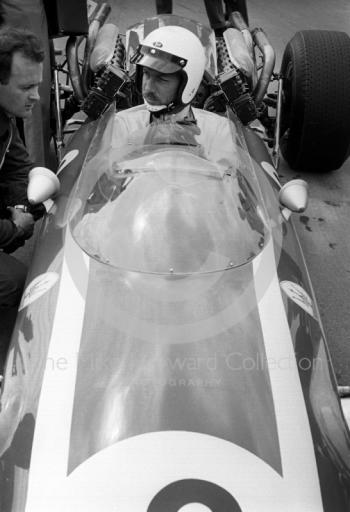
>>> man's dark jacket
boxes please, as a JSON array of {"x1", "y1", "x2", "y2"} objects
[{"x1": 0, "y1": 109, "x2": 34, "y2": 249}]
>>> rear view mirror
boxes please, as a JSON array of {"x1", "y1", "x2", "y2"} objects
[
  {"x1": 279, "y1": 178, "x2": 308, "y2": 213},
  {"x1": 27, "y1": 167, "x2": 60, "y2": 205}
]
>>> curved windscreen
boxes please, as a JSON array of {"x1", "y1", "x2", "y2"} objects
[{"x1": 71, "y1": 110, "x2": 269, "y2": 274}]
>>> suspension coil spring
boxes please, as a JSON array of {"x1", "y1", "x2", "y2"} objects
[{"x1": 112, "y1": 35, "x2": 126, "y2": 70}]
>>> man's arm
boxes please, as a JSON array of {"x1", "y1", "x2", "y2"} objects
[
  {"x1": 0, "y1": 120, "x2": 42, "y2": 250},
  {"x1": 0, "y1": 119, "x2": 45, "y2": 220},
  {"x1": 0, "y1": 208, "x2": 34, "y2": 252},
  {"x1": 0, "y1": 119, "x2": 34, "y2": 207},
  {"x1": 0, "y1": 217, "x2": 18, "y2": 248}
]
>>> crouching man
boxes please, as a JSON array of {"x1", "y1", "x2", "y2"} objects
[{"x1": 0, "y1": 27, "x2": 45, "y2": 370}]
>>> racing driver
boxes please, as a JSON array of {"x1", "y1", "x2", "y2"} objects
[{"x1": 109, "y1": 24, "x2": 238, "y2": 166}]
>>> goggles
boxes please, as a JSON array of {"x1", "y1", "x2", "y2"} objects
[{"x1": 131, "y1": 45, "x2": 187, "y2": 74}]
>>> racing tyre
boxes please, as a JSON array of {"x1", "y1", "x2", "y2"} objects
[{"x1": 280, "y1": 30, "x2": 350, "y2": 172}]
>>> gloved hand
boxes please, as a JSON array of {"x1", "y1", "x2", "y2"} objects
[
  {"x1": 7, "y1": 206, "x2": 34, "y2": 240},
  {"x1": 28, "y1": 202, "x2": 46, "y2": 221},
  {"x1": 2, "y1": 235, "x2": 25, "y2": 254}
]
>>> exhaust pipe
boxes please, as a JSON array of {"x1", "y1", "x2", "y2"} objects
[
  {"x1": 66, "y1": 36, "x2": 86, "y2": 103},
  {"x1": 251, "y1": 28, "x2": 275, "y2": 106},
  {"x1": 229, "y1": 11, "x2": 275, "y2": 107},
  {"x1": 82, "y1": 3, "x2": 112, "y2": 93},
  {"x1": 66, "y1": 2, "x2": 112, "y2": 102}
]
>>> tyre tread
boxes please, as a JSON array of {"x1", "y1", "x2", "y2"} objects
[{"x1": 281, "y1": 30, "x2": 350, "y2": 172}]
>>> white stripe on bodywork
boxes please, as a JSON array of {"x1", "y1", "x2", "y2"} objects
[
  {"x1": 56, "y1": 240, "x2": 323, "y2": 512},
  {"x1": 252, "y1": 239, "x2": 323, "y2": 509},
  {"x1": 25, "y1": 227, "x2": 89, "y2": 511},
  {"x1": 41, "y1": 431, "x2": 321, "y2": 511},
  {"x1": 23, "y1": 237, "x2": 323, "y2": 511}
]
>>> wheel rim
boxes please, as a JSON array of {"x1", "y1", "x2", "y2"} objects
[{"x1": 281, "y1": 60, "x2": 293, "y2": 134}]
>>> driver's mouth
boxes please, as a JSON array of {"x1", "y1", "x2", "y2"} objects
[{"x1": 144, "y1": 95, "x2": 159, "y2": 104}]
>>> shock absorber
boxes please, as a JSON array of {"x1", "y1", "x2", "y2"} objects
[
  {"x1": 216, "y1": 36, "x2": 257, "y2": 124},
  {"x1": 82, "y1": 27, "x2": 130, "y2": 119}
]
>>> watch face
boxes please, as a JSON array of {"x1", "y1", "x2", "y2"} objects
[{"x1": 14, "y1": 205, "x2": 28, "y2": 212}]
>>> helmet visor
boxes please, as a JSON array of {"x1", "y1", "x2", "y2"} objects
[{"x1": 134, "y1": 45, "x2": 187, "y2": 74}]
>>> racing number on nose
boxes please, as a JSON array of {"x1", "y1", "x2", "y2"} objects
[{"x1": 147, "y1": 479, "x2": 243, "y2": 511}]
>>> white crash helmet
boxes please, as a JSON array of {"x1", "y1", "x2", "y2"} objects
[{"x1": 134, "y1": 25, "x2": 206, "y2": 112}]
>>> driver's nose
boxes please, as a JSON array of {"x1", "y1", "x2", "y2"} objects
[{"x1": 142, "y1": 75, "x2": 153, "y2": 94}]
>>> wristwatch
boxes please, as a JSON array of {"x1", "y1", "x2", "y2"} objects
[{"x1": 14, "y1": 204, "x2": 28, "y2": 213}]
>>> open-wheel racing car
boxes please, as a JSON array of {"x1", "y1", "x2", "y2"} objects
[{"x1": 1, "y1": 5, "x2": 350, "y2": 512}]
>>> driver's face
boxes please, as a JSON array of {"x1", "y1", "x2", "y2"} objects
[{"x1": 142, "y1": 67, "x2": 181, "y2": 107}]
